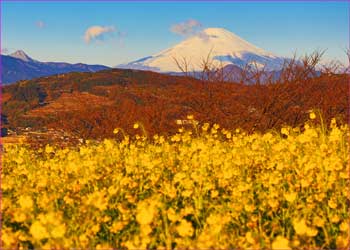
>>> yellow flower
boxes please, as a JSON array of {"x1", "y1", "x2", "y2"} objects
[
  {"x1": 245, "y1": 231, "x2": 255, "y2": 244},
  {"x1": 187, "y1": 115, "x2": 194, "y2": 120},
  {"x1": 13, "y1": 211, "x2": 27, "y2": 222},
  {"x1": 336, "y1": 235, "x2": 350, "y2": 248},
  {"x1": 46, "y1": 212, "x2": 59, "y2": 225},
  {"x1": 30, "y1": 221, "x2": 49, "y2": 240},
  {"x1": 51, "y1": 223, "x2": 66, "y2": 238},
  {"x1": 94, "y1": 195, "x2": 108, "y2": 211},
  {"x1": 110, "y1": 221, "x2": 125, "y2": 233},
  {"x1": 313, "y1": 216, "x2": 325, "y2": 227},
  {"x1": 176, "y1": 219, "x2": 193, "y2": 237},
  {"x1": 96, "y1": 244, "x2": 113, "y2": 250},
  {"x1": 309, "y1": 112, "x2": 316, "y2": 120},
  {"x1": 167, "y1": 208, "x2": 180, "y2": 222},
  {"x1": 306, "y1": 227, "x2": 318, "y2": 237},
  {"x1": 328, "y1": 199, "x2": 337, "y2": 209},
  {"x1": 181, "y1": 206, "x2": 194, "y2": 216},
  {"x1": 206, "y1": 214, "x2": 222, "y2": 225},
  {"x1": 2, "y1": 229, "x2": 15, "y2": 247},
  {"x1": 202, "y1": 123, "x2": 209, "y2": 131},
  {"x1": 340, "y1": 221, "x2": 349, "y2": 232},
  {"x1": 284, "y1": 192, "x2": 297, "y2": 203},
  {"x1": 272, "y1": 236, "x2": 291, "y2": 250},
  {"x1": 211, "y1": 190, "x2": 219, "y2": 198},
  {"x1": 140, "y1": 224, "x2": 152, "y2": 236},
  {"x1": 79, "y1": 234, "x2": 89, "y2": 245},
  {"x1": 330, "y1": 118, "x2": 337, "y2": 128},
  {"x1": 182, "y1": 189, "x2": 193, "y2": 197},
  {"x1": 113, "y1": 128, "x2": 119, "y2": 134},
  {"x1": 108, "y1": 186, "x2": 118, "y2": 196},
  {"x1": 18, "y1": 195, "x2": 33, "y2": 210},
  {"x1": 45, "y1": 145, "x2": 54, "y2": 154},
  {"x1": 136, "y1": 204, "x2": 155, "y2": 225},
  {"x1": 133, "y1": 123, "x2": 139, "y2": 129},
  {"x1": 268, "y1": 199, "x2": 279, "y2": 209},
  {"x1": 292, "y1": 239, "x2": 300, "y2": 247},
  {"x1": 281, "y1": 127, "x2": 289, "y2": 136},
  {"x1": 213, "y1": 124, "x2": 220, "y2": 130},
  {"x1": 244, "y1": 204, "x2": 255, "y2": 213},
  {"x1": 91, "y1": 224, "x2": 100, "y2": 234},
  {"x1": 293, "y1": 218, "x2": 308, "y2": 235},
  {"x1": 331, "y1": 214, "x2": 340, "y2": 223},
  {"x1": 176, "y1": 119, "x2": 183, "y2": 125}
]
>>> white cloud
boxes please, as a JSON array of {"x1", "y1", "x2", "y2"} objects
[
  {"x1": 36, "y1": 21, "x2": 45, "y2": 29},
  {"x1": 170, "y1": 19, "x2": 202, "y2": 37},
  {"x1": 84, "y1": 25, "x2": 116, "y2": 44}
]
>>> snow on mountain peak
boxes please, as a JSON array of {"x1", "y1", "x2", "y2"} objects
[
  {"x1": 119, "y1": 27, "x2": 285, "y2": 72},
  {"x1": 10, "y1": 50, "x2": 34, "y2": 62},
  {"x1": 201, "y1": 27, "x2": 245, "y2": 40}
]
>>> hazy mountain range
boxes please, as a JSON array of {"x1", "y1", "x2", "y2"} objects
[{"x1": 1, "y1": 50, "x2": 110, "y2": 85}]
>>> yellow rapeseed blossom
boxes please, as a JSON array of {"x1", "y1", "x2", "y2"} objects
[
  {"x1": 340, "y1": 221, "x2": 349, "y2": 232},
  {"x1": 18, "y1": 195, "x2": 33, "y2": 210},
  {"x1": 2, "y1": 118, "x2": 349, "y2": 248},
  {"x1": 176, "y1": 220, "x2": 194, "y2": 237},
  {"x1": 51, "y1": 223, "x2": 66, "y2": 238},
  {"x1": 2, "y1": 229, "x2": 16, "y2": 247},
  {"x1": 281, "y1": 127, "x2": 289, "y2": 136},
  {"x1": 336, "y1": 235, "x2": 350, "y2": 248},
  {"x1": 309, "y1": 111, "x2": 316, "y2": 120},
  {"x1": 244, "y1": 204, "x2": 255, "y2": 213},
  {"x1": 306, "y1": 227, "x2": 318, "y2": 237},
  {"x1": 110, "y1": 221, "x2": 126, "y2": 233},
  {"x1": 268, "y1": 199, "x2": 279, "y2": 209},
  {"x1": 13, "y1": 211, "x2": 27, "y2": 223},
  {"x1": 331, "y1": 215, "x2": 340, "y2": 223},
  {"x1": 328, "y1": 198, "x2": 337, "y2": 209},
  {"x1": 45, "y1": 145, "x2": 54, "y2": 154},
  {"x1": 313, "y1": 216, "x2": 325, "y2": 227},
  {"x1": 245, "y1": 231, "x2": 255, "y2": 244},
  {"x1": 293, "y1": 219, "x2": 308, "y2": 235},
  {"x1": 284, "y1": 192, "x2": 297, "y2": 203},
  {"x1": 136, "y1": 203, "x2": 156, "y2": 225},
  {"x1": 272, "y1": 236, "x2": 291, "y2": 250},
  {"x1": 91, "y1": 224, "x2": 100, "y2": 234},
  {"x1": 30, "y1": 221, "x2": 49, "y2": 240},
  {"x1": 202, "y1": 123, "x2": 210, "y2": 131},
  {"x1": 167, "y1": 208, "x2": 180, "y2": 222}
]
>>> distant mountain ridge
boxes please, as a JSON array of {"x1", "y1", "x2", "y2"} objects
[
  {"x1": 1, "y1": 50, "x2": 110, "y2": 84},
  {"x1": 118, "y1": 27, "x2": 286, "y2": 73},
  {"x1": 10, "y1": 50, "x2": 36, "y2": 62}
]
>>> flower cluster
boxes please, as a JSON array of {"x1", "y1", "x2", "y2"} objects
[{"x1": 2, "y1": 117, "x2": 349, "y2": 249}]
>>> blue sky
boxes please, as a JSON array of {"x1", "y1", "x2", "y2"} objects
[{"x1": 2, "y1": 1, "x2": 348, "y2": 67}]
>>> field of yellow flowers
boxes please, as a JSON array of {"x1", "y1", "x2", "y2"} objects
[{"x1": 2, "y1": 114, "x2": 350, "y2": 249}]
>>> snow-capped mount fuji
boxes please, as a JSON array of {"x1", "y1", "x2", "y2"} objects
[{"x1": 119, "y1": 27, "x2": 285, "y2": 73}]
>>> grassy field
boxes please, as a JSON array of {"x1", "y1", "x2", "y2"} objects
[{"x1": 2, "y1": 113, "x2": 349, "y2": 249}]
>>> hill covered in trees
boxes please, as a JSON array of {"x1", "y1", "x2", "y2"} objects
[{"x1": 2, "y1": 66, "x2": 348, "y2": 144}]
